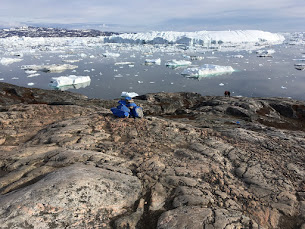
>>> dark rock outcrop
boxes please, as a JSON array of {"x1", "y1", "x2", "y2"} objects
[{"x1": 0, "y1": 82, "x2": 304, "y2": 228}]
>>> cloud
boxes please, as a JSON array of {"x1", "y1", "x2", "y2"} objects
[{"x1": 0, "y1": 0, "x2": 304, "y2": 31}]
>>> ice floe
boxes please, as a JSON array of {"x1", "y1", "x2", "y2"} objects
[
  {"x1": 21, "y1": 64, "x2": 78, "y2": 73},
  {"x1": 294, "y1": 63, "x2": 305, "y2": 70},
  {"x1": 27, "y1": 73, "x2": 40, "y2": 78},
  {"x1": 231, "y1": 55, "x2": 244, "y2": 58},
  {"x1": 63, "y1": 59, "x2": 81, "y2": 63},
  {"x1": 145, "y1": 58, "x2": 161, "y2": 65},
  {"x1": 0, "y1": 57, "x2": 23, "y2": 65},
  {"x1": 115, "y1": 62, "x2": 135, "y2": 65},
  {"x1": 181, "y1": 64, "x2": 235, "y2": 77},
  {"x1": 256, "y1": 49, "x2": 275, "y2": 57},
  {"x1": 165, "y1": 59, "x2": 192, "y2": 68},
  {"x1": 49, "y1": 75, "x2": 91, "y2": 88},
  {"x1": 102, "y1": 52, "x2": 120, "y2": 58}
]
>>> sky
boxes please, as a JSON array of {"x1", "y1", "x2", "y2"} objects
[{"x1": 0, "y1": 0, "x2": 304, "y2": 32}]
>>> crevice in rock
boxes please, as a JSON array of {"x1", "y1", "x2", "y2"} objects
[
  {"x1": 136, "y1": 190, "x2": 165, "y2": 229},
  {"x1": 278, "y1": 214, "x2": 304, "y2": 229}
]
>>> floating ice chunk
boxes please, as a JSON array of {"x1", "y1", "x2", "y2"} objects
[
  {"x1": 49, "y1": 75, "x2": 91, "y2": 88},
  {"x1": 256, "y1": 49, "x2": 275, "y2": 57},
  {"x1": 25, "y1": 70, "x2": 37, "y2": 74},
  {"x1": 80, "y1": 53, "x2": 87, "y2": 58},
  {"x1": 0, "y1": 78, "x2": 4, "y2": 80},
  {"x1": 231, "y1": 55, "x2": 244, "y2": 58},
  {"x1": 145, "y1": 58, "x2": 161, "y2": 65},
  {"x1": 181, "y1": 64, "x2": 235, "y2": 77},
  {"x1": 21, "y1": 64, "x2": 78, "y2": 73},
  {"x1": 0, "y1": 57, "x2": 23, "y2": 66},
  {"x1": 12, "y1": 77, "x2": 19, "y2": 80},
  {"x1": 219, "y1": 83, "x2": 225, "y2": 86},
  {"x1": 294, "y1": 63, "x2": 305, "y2": 70},
  {"x1": 27, "y1": 73, "x2": 40, "y2": 78},
  {"x1": 115, "y1": 62, "x2": 135, "y2": 65},
  {"x1": 129, "y1": 65, "x2": 135, "y2": 68},
  {"x1": 293, "y1": 59, "x2": 305, "y2": 62},
  {"x1": 27, "y1": 82, "x2": 35, "y2": 86},
  {"x1": 54, "y1": 81, "x2": 91, "y2": 91},
  {"x1": 149, "y1": 82, "x2": 155, "y2": 83},
  {"x1": 114, "y1": 74, "x2": 123, "y2": 78},
  {"x1": 138, "y1": 81, "x2": 143, "y2": 84},
  {"x1": 165, "y1": 59, "x2": 192, "y2": 67},
  {"x1": 103, "y1": 52, "x2": 120, "y2": 58},
  {"x1": 183, "y1": 55, "x2": 204, "y2": 60},
  {"x1": 121, "y1": 91, "x2": 139, "y2": 98},
  {"x1": 281, "y1": 86, "x2": 287, "y2": 89},
  {"x1": 63, "y1": 59, "x2": 80, "y2": 63}
]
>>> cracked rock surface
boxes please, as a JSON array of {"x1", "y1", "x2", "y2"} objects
[{"x1": 0, "y1": 83, "x2": 304, "y2": 228}]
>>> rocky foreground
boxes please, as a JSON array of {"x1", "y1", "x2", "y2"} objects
[{"x1": 0, "y1": 82, "x2": 304, "y2": 229}]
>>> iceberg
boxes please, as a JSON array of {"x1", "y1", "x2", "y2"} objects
[
  {"x1": 256, "y1": 49, "x2": 275, "y2": 57},
  {"x1": 183, "y1": 55, "x2": 204, "y2": 60},
  {"x1": 21, "y1": 64, "x2": 78, "y2": 73},
  {"x1": 165, "y1": 59, "x2": 192, "y2": 68},
  {"x1": 231, "y1": 55, "x2": 244, "y2": 58},
  {"x1": 0, "y1": 57, "x2": 23, "y2": 66},
  {"x1": 294, "y1": 63, "x2": 305, "y2": 70},
  {"x1": 49, "y1": 75, "x2": 91, "y2": 88},
  {"x1": 181, "y1": 64, "x2": 235, "y2": 77},
  {"x1": 104, "y1": 30, "x2": 285, "y2": 47},
  {"x1": 145, "y1": 58, "x2": 161, "y2": 65},
  {"x1": 102, "y1": 52, "x2": 120, "y2": 58},
  {"x1": 121, "y1": 91, "x2": 139, "y2": 98},
  {"x1": 115, "y1": 62, "x2": 135, "y2": 65}
]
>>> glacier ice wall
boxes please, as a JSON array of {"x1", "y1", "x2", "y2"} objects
[{"x1": 104, "y1": 30, "x2": 285, "y2": 46}]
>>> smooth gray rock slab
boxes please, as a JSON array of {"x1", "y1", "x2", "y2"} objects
[
  {"x1": 0, "y1": 164, "x2": 141, "y2": 229},
  {"x1": 157, "y1": 206, "x2": 259, "y2": 229}
]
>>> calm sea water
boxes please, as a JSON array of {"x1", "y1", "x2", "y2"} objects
[{"x1": 0, "y1": 43, "x2": 304, "y2": 100}]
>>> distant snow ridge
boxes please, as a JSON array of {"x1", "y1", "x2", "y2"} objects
[{"x1": 104, "y1": 30, "x2": 285, "y2": 46}]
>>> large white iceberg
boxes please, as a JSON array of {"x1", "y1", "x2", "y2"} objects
[
  {"x1": 0, "y1": 57, "x2": 23, "y2": 66},
  {"x1": 165, "y1": 59, "x2": 192, "y2": 67},
  {"x1": 49, "y1": 75, "x2": 91, "y2": 88},
  {"x1": 181, "y1": 64, "x2": 235, "y2": 77},
  {"x1": 21, "y1": 64, "x2": 78, "y2": 73},
  {"x1": 104, "y1": 30, "x2": 285, "y2": 47}
]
